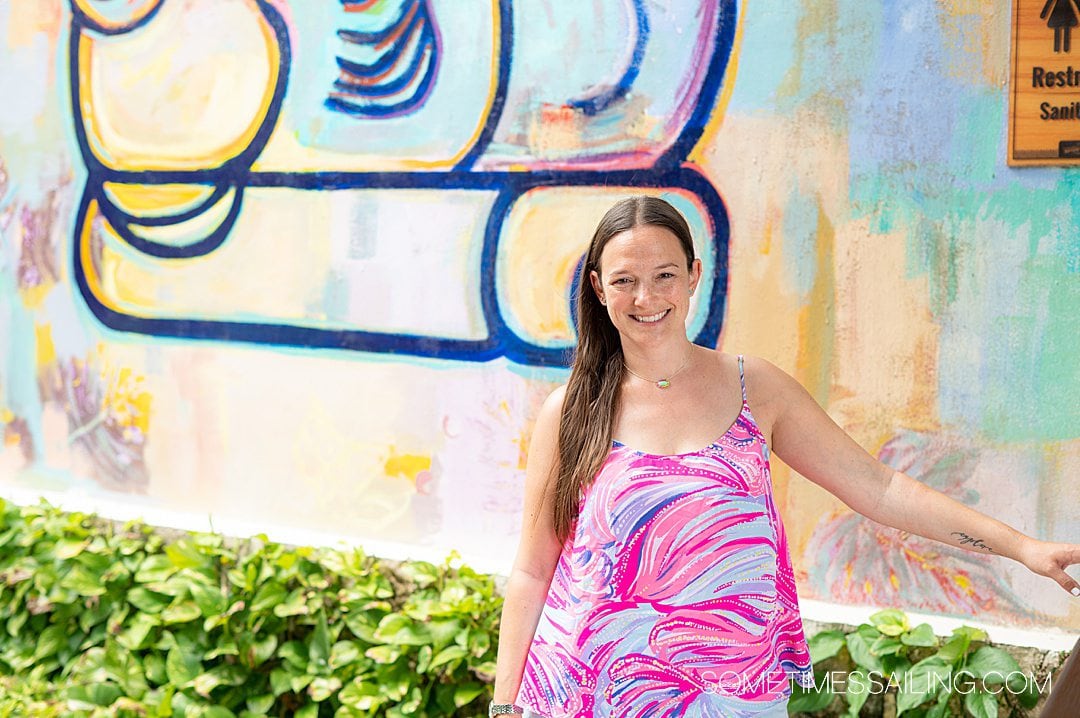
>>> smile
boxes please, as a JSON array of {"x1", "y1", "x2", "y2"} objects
[{"x1": 632, "y1": 310, "x2": 669, "y2": 323}]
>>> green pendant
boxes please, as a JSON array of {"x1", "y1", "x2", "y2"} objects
[{"x1": 656, "y1": 379, "x2": 671, "y2": 389}]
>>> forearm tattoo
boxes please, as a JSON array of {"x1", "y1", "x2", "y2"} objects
[{"x1": 951, "y1": 531, "x2": 995, "y2": 553}]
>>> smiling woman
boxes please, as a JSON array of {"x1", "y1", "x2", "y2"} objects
[{"x1": 488, "y1": 196, "x2": 1080, "y2": 718}]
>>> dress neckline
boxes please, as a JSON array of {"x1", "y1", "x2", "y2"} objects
[{"x1": 611, "y1": 400, "x2": 757, "y2": 459}]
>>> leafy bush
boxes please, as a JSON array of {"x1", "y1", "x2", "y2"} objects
[
  {"x1": 789, "y1": 609, "x2": 1049, "y2": 717},
  {"x1": 0, "y1": 499, "x2": 501, "y2": 717}
]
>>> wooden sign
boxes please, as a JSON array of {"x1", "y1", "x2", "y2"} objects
[{"x1": 1010, "y1": 0, "x2": 1080, "y2": 165}]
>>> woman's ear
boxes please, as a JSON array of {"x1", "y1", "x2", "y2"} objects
[
  {"x1": 689, "y1": 258, "x2": 703, "y2": 296},
  {"x1": 589, "y1": 269, "x2": 605, "y2": 305}
]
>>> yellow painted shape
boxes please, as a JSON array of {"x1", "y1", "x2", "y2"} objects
[
  {"x1": 71, "y1": 0, "x2": 162, "y2": 33},
  {"x1": 953, "y1": 573, "x2": 973, "y2": 594},
  {"x1": 20, "y1": 284, "x2": 51, "y2": 310},
  {"x1": 103, "y1": 183, "x2": 216, "y2": 216},
  {"x1": 79, "y1": 0, "x2": 281, "y2": 170},
  {"x1": 1, "y1": 409, "x2": 13, "y2": 423},
  {"x1": 384, "y1": 448, "x2": 432, "y2": 483},
  {"x1": 35, "y1": 324, "x2": 57, "y2": 368},
  {"x1": 687, "y1": 1, "x2": 745, "y2": 164}
]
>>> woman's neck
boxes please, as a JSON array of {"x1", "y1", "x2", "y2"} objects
[{"x1": 621, "y1": 341, "x2": 696, "y2": 381}]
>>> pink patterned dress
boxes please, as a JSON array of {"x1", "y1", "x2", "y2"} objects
[{"x1": 517, "y1": 357, "x2": 812, "y2": 717}]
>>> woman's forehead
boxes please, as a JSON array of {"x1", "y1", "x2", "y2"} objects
[{"x1": 599, "y1": 225, "x2": 685, "y2": 270}]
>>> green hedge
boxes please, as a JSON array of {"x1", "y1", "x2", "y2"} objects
[
  {"x1": 0, "y1": 499, "x2": 1064, "y2": 718},
  {"x1": 0, "y1": 499, "x2": 501, "y2": 717}
]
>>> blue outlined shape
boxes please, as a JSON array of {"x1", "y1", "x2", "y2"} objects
[
  {"x1": 567, "y1": 0, "x2": 649, "y2": 116},
  {"x1": 68, "y1": 1, "x2": 738, "y2": 368},
  {"x1": 326, "y1": 0, "x2": 441, "y2": 119}
]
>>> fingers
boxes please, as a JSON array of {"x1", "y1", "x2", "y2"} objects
[{"x1": 1048, "y1": 567, "x2": 1080, "y2": 596}]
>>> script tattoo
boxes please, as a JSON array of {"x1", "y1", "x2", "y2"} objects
[{"x1": 951, "y1": 531, "x2": 995, "y2": 553}]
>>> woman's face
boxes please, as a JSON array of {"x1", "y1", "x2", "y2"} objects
[{"x1": 589, "y1": 224, "x2": 701, "y2": 345}]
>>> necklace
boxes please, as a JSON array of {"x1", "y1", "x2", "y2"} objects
[{"x1": 623, "y1": 349, "x2": 693, "y2": 390}]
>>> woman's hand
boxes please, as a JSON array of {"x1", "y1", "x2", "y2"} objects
[{"x1": 1016, "y1": 538, "x2": 1080, "y2": 596}]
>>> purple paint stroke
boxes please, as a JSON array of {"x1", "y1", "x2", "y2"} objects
[
  {"x1": 804, "y1": 430, "x2": 1029, "y2": 620},
  {"x1": 40, "y1": 358, "x2": 149, "y2": 493},
  {"x1": 17, "y1": 195, "x2": 62, "y2": 291}
]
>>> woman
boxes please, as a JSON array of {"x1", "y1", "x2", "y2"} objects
[{"x1": 490, "y1": 196, "x2": 1080, "y2": 717}]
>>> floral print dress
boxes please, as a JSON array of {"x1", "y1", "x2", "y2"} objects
[{"x1": 517, "y1": 357, "x2": 812, "y2": 717}]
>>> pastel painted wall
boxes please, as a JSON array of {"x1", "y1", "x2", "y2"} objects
[{"x1": 1, "y1": 0, "x2": 1077, "y2": 636}]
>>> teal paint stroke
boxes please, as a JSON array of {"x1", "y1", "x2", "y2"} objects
[
  {"x1": 770, "y1": 0, "x2": 1080, "y2": 442},
  {"x1": 780, "y1": 186, "x2": 819, "y2": 299}
]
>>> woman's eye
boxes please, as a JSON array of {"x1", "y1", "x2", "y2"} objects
[{"x1": 613, "y1": 277, "x2": 632, "y2": 285}]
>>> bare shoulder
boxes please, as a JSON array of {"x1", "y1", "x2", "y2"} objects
[
  {"x1": 531, "y1": 383, "x2": 568, "y2": 443},
  {"x1": 538, "y1": 384, "x2": 567, "y2": 421},
  {"x1": 738, "y1": 355, "x2": 811, "y2": 433}
]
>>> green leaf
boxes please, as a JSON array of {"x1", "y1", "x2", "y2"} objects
[
  {"x1": 844, "y1": 670, "x2": 872, "y2": 717},
  {"x1": 397, "y1": 561, "x2": 440, "y2": 588},
  {"x1": 241, "y1": 633, "x2": 277, "y2": 667},
  {"x1": 187, "y1": 579, "x2": 227, "y2": 617},
  {"x1": 273, "y1": 588, "x2": 309, "y2": 617},
  {"x1": 374, "y1": 614, "x2": 431, "y2": 646},
  {"x1": 269, "y1": 668, "x2": 292, "y2": 697},
  {"x1": 365, "y1": 645, "x2": 401, "y2": 664},
  {"x1": 279, "y1": 640, "x2": 308, "y2": 669},
  {"x1": 246, "y1": 694, "x2": 275, "y2": 714},
  {"x1": 162, "y1": 600, "x2": 201, "y2": 624},
  {"x1": 309, "y1": 676, "x2": 342, "y2": 702},
  {"x1": 54, "y1": 538, "x2": 91, "y2": 559},
  {"x1": 926, "y1": 688, "x2": 952, "y2": 718},
  {"x1": 963, "y1": 689, "x2": 997, "y2": 718},
  {"x1": 964, "y1": 646, "x2": 1020, "y2": 683},
  {"x1": 429, "y1": 645, "x2": 467, "y2": 670},
  {"x1": 846, "y1": 630, "x2": 884, "y2": 673},
  {"x1": 295, "y1": 705, "x2": 319, "y2": 718},
  {"x1": 937, "y1": 634, "x2": 972, "y2": 664},
  {"x1": 249, "y1": 582, "x2": 286, "y2": 614},
  {"x1": 808, "y1": 630, "x2": 846, "y2": 663},
  {"x1": 127, "y1": 587, "x2": 170, "y2": 614},
  {"x1": 870, "y1": 608, "x2": 910, "y2": 637},
  {"x1": 870, "y1": 634, "x2": 904, "y2": 657},
  {"x1": 452, "y1": 681, "x2": 485, "y2": 708},
  {"x1": 34, "y1": 625, "x2": 68, "y2": 660},
  {"x1": 902, "y1": 623, "x2": 938, "y2": 648},
  {"x1": 339, "y1": 679, "x2": 384, "y2": 711},
  {"x1": 165, "y1": 644, "x2": 201, "y2": 686},
  {"x1": 787, "y1": 677, "x2": 833, "y2": 712},
  {"x1": 117, "y1": 612, "x2": 159, "y2": 651},
  {"x1": 309, "y1": 611, "x2": 332, "y2": 670},
  {"x1": 58, "y1": 566, "x2": 105, "y2": 597},
  {"x1": 203, "y1": 708, "x2": 238, "y2": 718},
  {"x1": 164, "y1": 540, "x2": 207, "y2": 570},
  {"x1": 330, "y1": 640, "x2": 361, "y2": 670},
  {"x1": 897, "y1": 656, "x2": 952, "y2": 715},
  {"x1": 415, "y1": 644, "x2": 433, "y2": 673}
]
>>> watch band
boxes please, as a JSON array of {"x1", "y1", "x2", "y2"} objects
[{"x1": 488, "y1": 703, "x2": 524, "y2": 715}]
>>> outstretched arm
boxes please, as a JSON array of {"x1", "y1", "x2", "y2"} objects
[
  {"x1": 491, "y1": 385, "x2": 567, "y2": 704},
  {"x1": 745, "y1": 356, "x2": 1080, "y2": 596}
]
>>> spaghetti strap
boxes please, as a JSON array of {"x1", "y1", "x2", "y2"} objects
[{"x1": 737, "y1": 354, "x2": 748, "y2": 404}]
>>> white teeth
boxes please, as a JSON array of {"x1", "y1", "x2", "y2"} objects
[{"x1": 634, "y1": 310, "x2": 667, "y2": 323}]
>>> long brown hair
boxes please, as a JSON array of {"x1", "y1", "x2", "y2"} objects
[{"x1": 552, "y1": 196, "x2": 697, "y2": 540}]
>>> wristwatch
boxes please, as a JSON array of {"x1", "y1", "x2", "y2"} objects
[{"x1": 488, "y1": 703, "x2": 524, "y2": 716}]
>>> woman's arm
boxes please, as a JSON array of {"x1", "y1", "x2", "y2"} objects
[
  {"x1": 746, "y1": 357, "x2": 1080, "y2": 596},
  {"x1": 492, "y1": 385, "x2": 567, "y2": 703}
]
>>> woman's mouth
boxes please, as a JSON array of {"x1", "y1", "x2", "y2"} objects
[{"x1": 632, "y1": 309, "x2": 669, "y2": 323}]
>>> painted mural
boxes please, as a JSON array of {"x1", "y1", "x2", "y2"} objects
[{"x1": 1, "y1": 0, "x2": 1077, "y2": 637}]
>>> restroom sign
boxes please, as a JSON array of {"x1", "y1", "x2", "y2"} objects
[{"x1": 1010, "y1": 0, "x2": 1080, "y2": 164}]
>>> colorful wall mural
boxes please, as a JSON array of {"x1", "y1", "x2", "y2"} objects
[{"x1": 1, "y1": 0, "x2": 1078, "y2": 637}]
